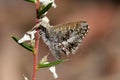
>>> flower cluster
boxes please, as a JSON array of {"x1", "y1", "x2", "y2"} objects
[
  {"x1": 40, "y1": 0, "x2": 56, "y2": 8},
  {"x1": 12, "y1": 0, "x2": 68, "y2": 79},
  {"x1": 17, "y1": 0, "x2": 59, "y2": 79},
  {"x1": 18, "y1": 0, "x2": 56, "y2": 43}
]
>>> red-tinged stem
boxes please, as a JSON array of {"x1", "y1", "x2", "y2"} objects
[
  {"x1": 32, "y1": 0, "x2": 40, "y2": 80},
  {"x1": 35, "y1": 0, "x2": 40, "y2": 10},
  {"x1": 32, "y1": 30, "x2": 39, "y2": 80},
  {"x1": 36, "y1": 0, "x2": 40, "y2": 19}
]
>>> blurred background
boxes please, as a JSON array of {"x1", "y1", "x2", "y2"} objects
[{"x1": 1, "y1": 0, "x2": 120, "y2": 80}]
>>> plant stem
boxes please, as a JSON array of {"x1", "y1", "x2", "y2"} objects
[
  {"x1": 36, "y1": 0, "x2": 40, "y2": 19},
  {"x1": 32, "y1": 0, "x2": 40, "y2": 80},
  {"x1": 32, "y1": 30, "x2": 39, "y2": 80},
  {"x1": 36, "y1": 0, "x2": 40, "y2": 10}
]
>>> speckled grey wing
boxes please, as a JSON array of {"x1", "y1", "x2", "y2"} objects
[{"x1": 48, "y1": 21, "x2": 89, "y2": 59}]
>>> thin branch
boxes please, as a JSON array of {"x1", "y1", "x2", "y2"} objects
[
  {"x1": 32, "y1": 0, "x2": 40, "y2": 80},
  {"x1": 32, "y1": 30, "x2": 39, "y2": 80}
]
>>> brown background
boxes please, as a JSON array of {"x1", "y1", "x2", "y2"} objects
[{"x1": 1, "y1": 0, "x2": 120, "y2": 80}]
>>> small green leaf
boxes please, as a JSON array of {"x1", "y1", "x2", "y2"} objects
[
  {"x1": 12, "y1": 36, "x2": 34, "y2": 52},
  {"x1": 37, "y1": 3, "x2": 52, "y2": 18},
  {"x1": 38, "y1": 59, "x2": 68, "y2": 69},
  {"x1": 24, "y1": 0, "x2": 36, "y2": 3}
]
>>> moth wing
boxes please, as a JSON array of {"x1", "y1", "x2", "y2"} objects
[{"x1": 51, "y1": 21, "x2": 89, "y2": 57}]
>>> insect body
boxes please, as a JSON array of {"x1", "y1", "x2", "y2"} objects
[{"x1": 39, "y1": 21, "x2": 89, "y2": 60}]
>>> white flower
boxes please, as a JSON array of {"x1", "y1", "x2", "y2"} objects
[
  {"x1": 18, "y1": 30, "x2": 36, "y2": 43},
  {"x1": 40, "y1": 53, "x2": 49, "y2": 64},
  {"x1": 40, "y1": 16, "x2": 50, "y2": 27},
  {"x1": 23, "y1": 74, "x2": 29, "y2": 80},
  {"x1": 36, "y1": 16, "x2": 51, "y2": 28},
  {"x1": 41, "y1": 16, "x2": 49, "y2": 23},
  {"x1": 40, "y1": 54, "x2": 58, "y2": 79},
  {"x1": 49, "y1": 66, "x2": 58, "y2": 79},
  {"x1": 40, "y1": 0, "x2": 56, "y2": 8},
  {"x1": 31, "y1": 16, "x2": 51, "y2": 31}
]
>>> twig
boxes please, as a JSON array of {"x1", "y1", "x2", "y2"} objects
[{"x1": 32, "y1": 0, "x2": 40, "y2": 80}]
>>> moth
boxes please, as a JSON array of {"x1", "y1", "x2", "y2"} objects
[{"x1": 38, "y1": 21, "x2": 89, "y2": 60}]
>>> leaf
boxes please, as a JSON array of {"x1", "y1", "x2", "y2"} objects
[
  {"x1": 37, "y1": 59, "x2": 68, "y2": 69},
  {"x1": 24, "y1": 0, "x2": 35, "y2": 3},
  {"x1": 37, "y1": 3, "x2": 52, "y2": 18},
  {"x1": 12, "y1": 36, "x2": 34, "y2": 52}
]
